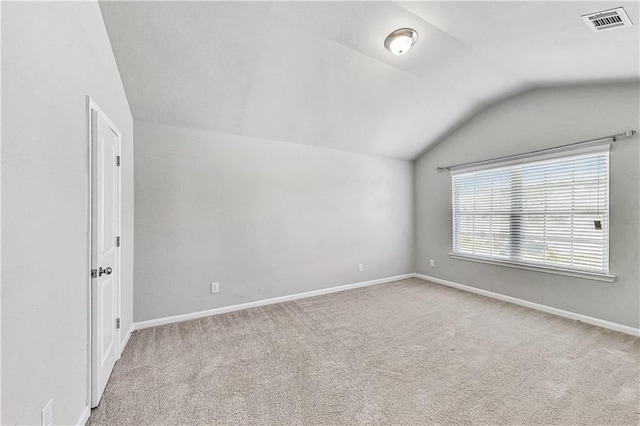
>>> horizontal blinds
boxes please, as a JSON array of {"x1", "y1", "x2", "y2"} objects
[{"x1": 452, "y1": 150, "x2": 609, "y2": 274}]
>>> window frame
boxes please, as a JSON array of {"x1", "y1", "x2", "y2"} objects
[{"x1": 448, "y1": 144, "x2": 615, "y2": 283}]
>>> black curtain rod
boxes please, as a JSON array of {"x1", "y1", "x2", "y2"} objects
[{"x1": 437, "y1": 130, "x2": 637, "y2": 171}]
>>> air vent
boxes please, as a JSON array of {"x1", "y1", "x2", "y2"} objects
[{"x1": 582, "y1": 7, "x2": 633, "y2": 32}]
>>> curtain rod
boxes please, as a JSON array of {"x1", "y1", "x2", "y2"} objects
[{"x1": 436, "y1": 130, "x2": 637, "y2": 171}]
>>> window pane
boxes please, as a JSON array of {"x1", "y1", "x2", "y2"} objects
[{"x1": 452, "y1": 150, "x2": 609, "y2": 274}]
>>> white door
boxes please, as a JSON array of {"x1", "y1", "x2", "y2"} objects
[{"x1": 90, "y1": 105, "x2": 121, "y2": 407}]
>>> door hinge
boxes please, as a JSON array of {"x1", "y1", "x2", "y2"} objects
[
  {"x1": 91, "y1": 269, "x2": 97, "y2": 279},
  {"x1": 116, "y1": 155, "x2": 121, "y2": 166},
  {"x1": 116, "y1": 318, "x2": 121, "y2": 329},
  {"x1": 116, "y1": 236, "x2": 121, "y2": 247}
]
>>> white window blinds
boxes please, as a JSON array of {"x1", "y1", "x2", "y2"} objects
[{"x1": 452, "y1": 147, "x2": 610, "y2": 275}]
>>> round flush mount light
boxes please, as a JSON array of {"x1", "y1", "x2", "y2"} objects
[{"x1": 384, "y1": 28, "x2": 418, "y2": 55}]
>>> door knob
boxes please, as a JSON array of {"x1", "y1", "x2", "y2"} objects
[{"x1": 99, "y1": 266, "x2": 113, "y2": 276}]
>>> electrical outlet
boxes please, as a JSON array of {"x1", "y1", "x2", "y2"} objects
[
  {"x1": 429, "y1": 259, "x2": 435, "y2": 267},
  {"x1": 211, "y1": 282, "x2": 219, "y2": 293},
  {"x1": 41, "y1": 399, "x2": 53, "y2": 426},
  {"x1": 358, "y1": 264, "x2": 364, "y2": 272}
]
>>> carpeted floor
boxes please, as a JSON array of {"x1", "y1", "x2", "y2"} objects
[{"x1": 88, "y1": 278, "x2": 639, "y2": 425}]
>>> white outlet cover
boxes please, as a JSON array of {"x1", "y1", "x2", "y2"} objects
[
  {"x1": 358, "y1": 264, "x2": 364, "y2": 272},
  {"x1": 211, "y1": 282, "x2": 219, "y2": 293},
  {"x1": 429, "y1": 259, "x2": 435, "y2": 267},
  {"x1": 41, "y1": 399, "x2": 53, "y2": 426}
]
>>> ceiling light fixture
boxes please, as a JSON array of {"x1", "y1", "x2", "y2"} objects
[{"x1": 384, "y1": 28, "x2": 418, "y2": 55}]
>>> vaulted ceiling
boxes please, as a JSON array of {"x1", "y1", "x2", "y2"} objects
[{"x1": 100, "y1": 1, "x2": 640, "y2": 159}]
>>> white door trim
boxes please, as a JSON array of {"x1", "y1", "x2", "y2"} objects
[{"x1": 86, "y1": 97, "x2": 123, "y2": 410}]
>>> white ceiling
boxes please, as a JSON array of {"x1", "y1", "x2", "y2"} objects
[{"x1": 100, "y1": 1, "x2": 640, "y2": 160}]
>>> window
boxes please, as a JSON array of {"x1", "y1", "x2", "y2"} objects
[{"x1": 451, "y1": 146, "x2": 611, "y2": 280}]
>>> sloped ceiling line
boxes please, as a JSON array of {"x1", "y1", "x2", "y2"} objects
[{"x1": 99, "y1": 1, "x2": 640, "y2": 160}]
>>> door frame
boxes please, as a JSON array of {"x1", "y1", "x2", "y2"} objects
[{"x1": 86, "y1": 96, "x2": 123, "y2": 407}]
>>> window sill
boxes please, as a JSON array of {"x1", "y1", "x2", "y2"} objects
[{"x1": 449, "y1": 253, "x2": 616, "y2": 283}]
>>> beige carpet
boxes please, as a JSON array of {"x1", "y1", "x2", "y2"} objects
[{"x1": 88, "y1": 278, "x2": 639, "y2": 425}]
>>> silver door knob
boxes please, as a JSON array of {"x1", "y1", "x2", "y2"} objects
[{"x1": 99, "y1": 267, "x2": 112, "y2": 276}]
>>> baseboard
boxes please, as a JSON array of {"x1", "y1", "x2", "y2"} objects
[
  {"x1": 413, "y1": 273, "x2": 640, "y2": 337},
  {"x1": 76, "y1": 406, "x2": 91, "y2": 426},
  {"x1": 119, "y1": 323, "x2": 135, "y2": 356},
  {"x1": 134, "y1": 273, "x2": 414, "y2": 330},
  {"x1": 132, "y1": 272, "x2": 638, "y2": 337}
]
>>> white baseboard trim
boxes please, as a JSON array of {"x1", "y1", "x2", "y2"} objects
[
  {"x1": 134, "y1": 273, "x2": 414, "y2": 330},
  {"x1": 132, "y1": 272, "x2": 639, "y2": 337},
  {"x1": 76, "y1": 406, "x2": 91, "y2": 426},
  {"x1": 119, "y1": 324, "x2": 135, "y2": 356},
  {"x1": 414, "y1": 273, "x2": 640, "y2": 337}
]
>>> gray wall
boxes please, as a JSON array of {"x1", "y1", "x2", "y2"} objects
[
  {"x1": 415, "y1": 82, "x2": 640, "y2": 328},
  {"x1": 134, "y1": 121, "x2": 414, "y2": 322},
  {"x1": 2, "y1": 2, "x2": 134, "y2": 424}
]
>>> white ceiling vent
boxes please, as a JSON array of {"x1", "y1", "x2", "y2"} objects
[{"x1": 581, "y1": 7, "x2": 633, "y2": 32}]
